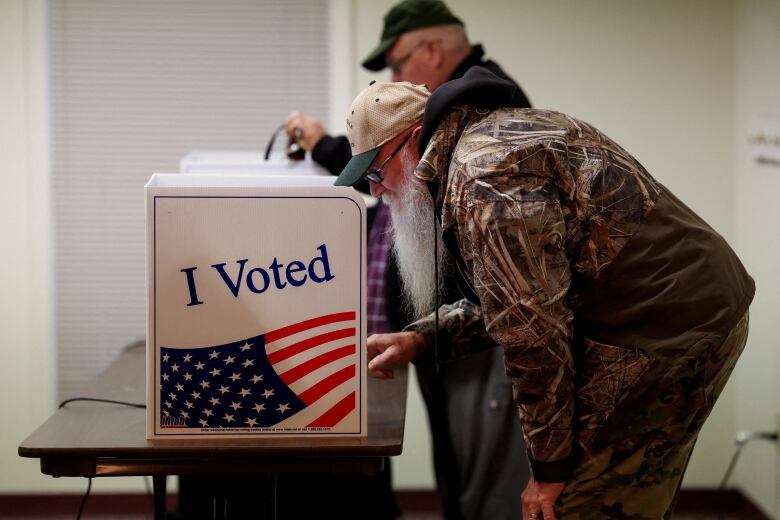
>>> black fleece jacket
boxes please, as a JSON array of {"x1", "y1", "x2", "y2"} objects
[{"x1": 418, "y1": 66, "x2": 529, "y2": 156}]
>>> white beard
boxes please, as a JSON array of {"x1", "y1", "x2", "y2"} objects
[{"x1": 384, "y1": 148, "x2": 445, "y2": 319}]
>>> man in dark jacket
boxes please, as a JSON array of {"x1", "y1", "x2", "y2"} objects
[
  {"x1": 285, "y1": 2, "x2": 532, "y2": 518},
  {"x1": 334, "y1": 69, "x2": 754, "y2": 519}
]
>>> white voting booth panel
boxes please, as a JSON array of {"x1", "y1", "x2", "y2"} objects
[
  {"x1": 179, "y1": 151, "x2": 330, "y2": 176},
  {"x1": 145, "y1": 174, "x2": 367, "y2": 438},
  {"x1": 179, "y1": 150, "x2": 378, "y2": 207}
]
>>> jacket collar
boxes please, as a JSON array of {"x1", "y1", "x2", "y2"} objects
[
  {"x1": 415, "y1": 105, "x2": 474, "y2": 231},
  {"x1": 449, "y1": 44, "x2": 486, "y2": 80},
  {"x1": 414, "y1": 66, "x2": 525, "y2": 230}
]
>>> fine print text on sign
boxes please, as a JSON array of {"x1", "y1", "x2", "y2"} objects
[{"x1": 145, "y1": 174, "x2": 367, "y2": 439}]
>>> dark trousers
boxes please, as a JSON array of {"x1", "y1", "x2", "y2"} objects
[{"x1": 416, "y1": 346, "x2": 530, "y2": 520}]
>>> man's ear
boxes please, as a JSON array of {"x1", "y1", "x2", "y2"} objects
[
  {"x1": 429, "y1": 40, "x2": 445, "y2": 69},
  {"x1": 411, "y1": 125, "x2": 423, "y2": 156}
]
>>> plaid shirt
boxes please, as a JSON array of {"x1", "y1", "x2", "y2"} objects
[{"x1": 366, "y1": 201, "x2": 393, "y2": 335}]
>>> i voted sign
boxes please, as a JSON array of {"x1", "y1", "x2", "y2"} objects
[{"x1": 145, "y1": 174, "x2": 367, "y2": 438}]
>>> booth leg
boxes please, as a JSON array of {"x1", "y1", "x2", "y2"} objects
[{"x1": 153, "y1": 475, "x2": 167, "y2": 520}]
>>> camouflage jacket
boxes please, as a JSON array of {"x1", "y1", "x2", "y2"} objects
[{"x1": 410, "y1": 105, "x2": 754, "y2": 482}]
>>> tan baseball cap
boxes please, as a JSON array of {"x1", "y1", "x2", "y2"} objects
[{"x1": 335, "y1": 80, "x2": 431, "y2": 187}]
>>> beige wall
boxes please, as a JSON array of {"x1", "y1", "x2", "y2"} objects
[
  {"x1": 732, "y1": 0, "x2": 780, "y2": 515},
  {"x1": 2, "y1": 0, "x2": 778, "y2": 514},
  {"x1": 0, "y1": 0, "x2": 56, "y2": 492}
]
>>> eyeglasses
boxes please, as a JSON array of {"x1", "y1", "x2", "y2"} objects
[
  {"x1": 387, "y1": 40, "x2": 428, "y2": 75},
  {"x1": 365, "y1": 132, "x2": 413, "y2": 185}
]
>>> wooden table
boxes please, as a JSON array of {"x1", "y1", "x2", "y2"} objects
[{"x1": 18, "y1": 342, "x2": 407, "y2": 519}]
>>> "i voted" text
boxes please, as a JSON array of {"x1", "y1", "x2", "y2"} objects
[{"x1": 179, "y1": 244, "x2": 335, "y2": 306}]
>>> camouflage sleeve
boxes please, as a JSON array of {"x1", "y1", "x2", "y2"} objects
[
  {"x1": 404, "y1": 298, "x2": 497, "y2": 362},
  {"x1": 459, "y1": 174, "x2": 577, "y2": 482}
]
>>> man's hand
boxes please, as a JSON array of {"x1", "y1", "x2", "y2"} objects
[
  {"x1": 521, "y1": 478, "x2": 565, "y2": 520},
  {"x1": 367, "y1": 331, "x2": 427, "y2": 379},
  {"x1": 284, "y1": 111, "x2": 326, "y2": 151}
]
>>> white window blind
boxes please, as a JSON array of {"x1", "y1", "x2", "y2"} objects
[{"x1": 50, "y1": 0, "x2": 330, "y2": 399}]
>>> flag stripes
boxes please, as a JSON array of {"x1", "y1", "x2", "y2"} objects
[
  {"x1": 267, "y1": 327, "x2": 355, "y2": 364},
  {"x1": 265, "y1": 311, "x2": 356, "y2": 343},
  {"x1": 307, "y1": 392, "x2": 356, "y2": 428},
  {"x1": 279, "y1": 344, "x2": 356, "y2": 385},
  {"x1": 266, "y1": 312, "x2": 359, "y2": 428},
  {"x1": 298, "y1": 365, "x2": 356, "y2": 406}
]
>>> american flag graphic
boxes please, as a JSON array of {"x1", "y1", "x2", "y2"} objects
[{"x1": 159, "y1": 311, "x2": 359, "y2": 431}]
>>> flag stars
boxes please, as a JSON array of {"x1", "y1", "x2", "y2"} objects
[{"x1": 161, "y1": 340, "x2": 311, "y2": 430}]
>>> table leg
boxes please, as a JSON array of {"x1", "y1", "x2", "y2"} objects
[
  {"x1": 255, "y1": 474, "x2": 278, "y2": 519},
  {"x1": 268, "y1": 473, "x2": 277, "y2": 520},
  {"x1": 153, "y1": 475, "x2": 167, "y2": 520}
]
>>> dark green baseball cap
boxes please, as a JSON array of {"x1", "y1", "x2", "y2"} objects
[{"x1": 362, "y1": 0, "x2": 464, "y2": 71}]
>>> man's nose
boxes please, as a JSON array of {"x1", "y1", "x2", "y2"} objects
[{"x1": 370, "y1": 182, "x2": 384, "y2": 199}]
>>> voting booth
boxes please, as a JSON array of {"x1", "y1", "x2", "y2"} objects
[
  {"x1": 145, "y1": 174, "x2": 367, "y2": 439},
  {"x1": 178, "y1": 150, "x2": 330, "y2": 176}
]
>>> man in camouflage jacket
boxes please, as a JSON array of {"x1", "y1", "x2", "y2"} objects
[{"x1": 335, "y1": 68, "x2": 754, "y2": 519}]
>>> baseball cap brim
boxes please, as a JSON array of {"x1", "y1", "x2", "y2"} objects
[
  {"x1": 362, "y1": 37, "x2": 395, "y2": 71},
  {"x1": 334, "y1": 148, "x2": 380, "y2": 187}
]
